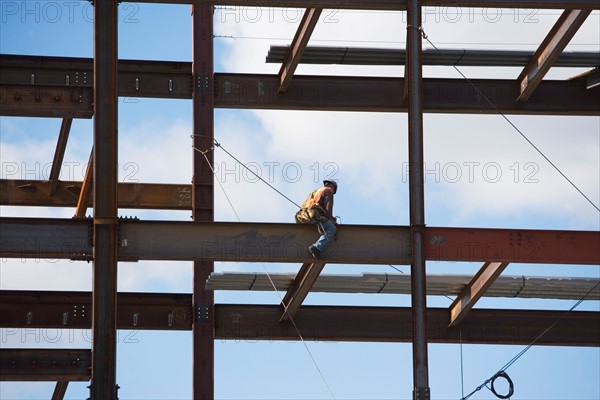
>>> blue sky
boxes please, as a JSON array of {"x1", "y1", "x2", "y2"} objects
[{"x1": 1, "y1": 2, "x2": 599, "y2": 399}]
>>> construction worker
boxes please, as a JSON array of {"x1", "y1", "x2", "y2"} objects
[{"x1": 295, "y1": 180, "x2": 338, "y2": 259}]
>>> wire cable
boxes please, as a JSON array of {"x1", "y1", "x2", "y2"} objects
[
  {"x1": 461, "y1": 280, "x2": 600, "y2": 400},
  {"x1": 415, "y1": 27, "x2": 600, "y2": 213},
  {"x1": 192, "y1": 140, "x2": 336, "y2": 399}
]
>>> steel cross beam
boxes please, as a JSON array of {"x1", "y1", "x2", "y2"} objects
[
  {"x1": 517, "y1": 9, "x2": 592, "y2": 102},
  {"x1": 52, "y1": 381, "x2": 69, "y2": 400},
  {"x1": 75, "y1": 149, "x2": 94, "y2": 218},
  {"x1": 448, "y1": 261, "x2": 510, "y2": 326},
  {"x1": 1, "y1": 292, "x2": 599, "y2": 346},
  {"x1": 0, "y1": 349, "x2": 91, "y2": 381},
  {"x1": 2, "y1": 218, "x2": 600, "y2": 265},
  {"x1": 0, "y1": 85, "x2": 94, "y2": 118},
  {"x1": 280, "y1": 262, "x2": 327, "y2": 321},
  {"x1": 48, "y1": 118, "x2": 73, "y2": 197},
  {"x1": 278, "y1": 8, "x2": 323, "y2": 93},
  {"x1": 137, "y1": 0, "x2": 600, "y2": 10},
  {"x1": 0, "y1": 180, "x2": 193, "y2": 210}
]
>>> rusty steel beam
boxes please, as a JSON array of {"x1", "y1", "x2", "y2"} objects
[
  {"x1": 75, "y1": 149, "x2": 94, "y2": 218},
  {"x1": 52, "y1": 381, "x2": 69, "y2": 400},
  {"x1": 191, "y1": 2, "x2": 216, "y2": 399},
  {"x1": 0, "y1": 290, "x2": 192, "y2": 330},
  {"x1": 0, "y1": 84, "x2": 93, "y2": 118},
  {"x1": 48, "y1": 118, "x2": 73, "y2": 196},
  {"x1": 0, "y1": 349, "x2": 91, "y2": 381},
  {"x1": 280, "y1": 262, "x2": 327, "y2": 321},
  {"x1": 278, "y1": 8, "x2": 323, "y2": 93},
  {"x1": 448, "y1": 262, "x2": 510, "y2": 326},
  {"x1": 0, "y1": 180, "x2": 192, "y2": 210},
  {"x1": 91, "y1": 1, "x2": 119, "y2": 398},
  {"x1": 216, "y1": 304, "x2": 600, "y2": 346},
  {"x1": 135, "y1": 0, "x2": 600, "y2": 10},
  {"x1": 424, "y1": 227, "x2": 600, "y2": 265},
  {"x1": 517, "y1": 9, "x2": 592, "y2": 102},
  {"x1": 214, "y1": 74, "x2": 600, "y2": 115},
  {"x1": 3, "y1": 54, "x2": 599, "y2": 115},
  {"x1": 1, "y1": 292, "x2": 598, "y2": 346},
  {"x1": 0, "y1": 55, "x2": 192, "y2": 99},
  {"x1": 2, "y1": 218, "x2": 599, "y2": 265}
]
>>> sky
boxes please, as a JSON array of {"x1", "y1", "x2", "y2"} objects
[{"x1": 1, "y1": 1, "x2": 599, "y2": 399}]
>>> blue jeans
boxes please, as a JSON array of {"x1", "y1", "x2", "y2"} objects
[{"x1": 313, "y1": 219, "x2": 337, "y2": 251}]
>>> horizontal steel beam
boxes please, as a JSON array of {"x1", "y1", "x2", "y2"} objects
[
  {"x1": 2, "y1": 218, "x2": 599, "y2": 264},
  {"x1": 3, "y1": 55, "x2": 599, "y2": 115},
  {"x1": 214, "y1": 73, "x2": 600, "y2": 115},
  {"x1": 0, "y1": 84, "x2": 93, "y2": 118},
  {"x1": 216, "y1": 304, "x2": 600, "y2": 346},
  {"x1": 2, "y1": 291, "x2": 598, "y2": 346},
  {"x1": 135, "y1": 0, "x2": 600, "y2": 10},
  {"x1": 424, "y1": 227, "x2": 600, "y2": 265},
  {"x1": 267, "y1": 47, "x2": 600, "y2": 67},
  {"x1": 0, "y1": 290, "x2": 191, "y2": 330},
  {"x1": 0, "y1": 180, "x2": 192, "y2": 210},
  {"x1": 0, "y1": 55, "x2": 192, "y2": 99},
  {"x1": 0, "y1": 349, "x2": 91, "y2": 381},
  {"x1": 207, "y1": 272, "x2": 600, "y2": 300}
]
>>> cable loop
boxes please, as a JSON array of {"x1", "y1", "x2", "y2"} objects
[{"x1": 490, "y1": 371, "x2": 514, "y2": 399}]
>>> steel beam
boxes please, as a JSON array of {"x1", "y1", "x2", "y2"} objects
[
  {"x1": 278, "y1": 8, "x2": 323, "y2": 93},
  {"x1": 75, "y1": 149, "x2": 94, "y2": 218},
  {"x1": 215, "y1": 304, "x2": 600, "y2": 346},
  {"x1": 1, "y1": 292, "x2": 598, "y2": 346},
  {"x1": 267, "y1": 47, "x2": 600, "y2": 67},
  {"x1": 3, "y1": 54, "x2": 599, "y2": 115},
  {"x1": 52, "y1": 381, "x2": 69, "y2": 400},
  {"x1": 206, "y1": 272, "x2": 600, "y2": 300},
  {"x1": 91, "y1": 1, "x2": 119, "y2": 399},
  {"x1": 0, "y1": 84, "x2": 93, "y2": 118},
  {"x1": 0, "y1": 349, "x2": 91, "y2": 381},
  {"x1": 192, "y1": 2, "x2": 215, "y2": 399},
  {"x1": 407, "y1": 1, "x2": 430, "y2": 397},
  {"x1": 134, "y1": 0, "x2": 600, "y2": 10},
  {"x1": 448, "y1": 262, "x2": 510, "y2": 326},
  {"x1": 517, "y1": 9, "x2": 592, "y2": 102},
  {"x1": 0, "y1": 55, "x2": 192, "y2": 99},
  {"x1": 2, "y1": 218, "x2": 599, "y2": 265},
  {"x1": 280, "y1": 262, "x2": 327, "y2": 321},
  {"x1": 0, "y1": 291, "x2": 192, "y2": 330},
  {"x1": 0, "y1": 180, "x2": 193, "y2": 210},
  {"x1": 214, "y1": 74, "x2": 600, "y2": 115},
  {"x1": 424, "y1": 227, "x2": 600, "y2": 265},
  {"x1": 48, "y1": 118, "x2": 73, "y2": 196}
]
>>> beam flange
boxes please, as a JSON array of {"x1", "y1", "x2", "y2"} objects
[
  {"x1": 517, "y1": 9, "x2": 592, "y2": 102},
  {"x1": 278, "y1": 8, "x2": 323, "y2": 93},
  {"x1": 280, "y1": 262, "x2": 327, "y2": 321},
  {"x1": 0, "y1": 349, "x2": 91, "y2": 381},
  {"x1": 448, "y1": 261, "x2": 510, "y2": 326}
]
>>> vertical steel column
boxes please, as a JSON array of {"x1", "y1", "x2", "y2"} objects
[
  {"x1": 192, "y1": 2, "x2": 215, "y2": 399},
  {"x1": 407, "y1": 1, "x2": 430, "y2": 399},
  {"x1": 91, "y1": 1, "x2": 118, "y2": 399}
]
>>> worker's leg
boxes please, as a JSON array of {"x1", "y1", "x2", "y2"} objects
[{"x1": 313, "y1": 220, "x2": 337, "y2": 251}]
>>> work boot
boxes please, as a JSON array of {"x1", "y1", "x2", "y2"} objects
[{"x1": 309, "y1": 245, "x2": 320, "y2": 259}]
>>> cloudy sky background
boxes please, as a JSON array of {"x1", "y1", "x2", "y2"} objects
[{"x1": 1, "y1": 2, "x2": 599, "y2": 399}]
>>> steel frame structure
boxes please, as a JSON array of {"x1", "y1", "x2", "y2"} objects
[{"x1": 1, "y1": 1, "x2": 599, "y2": 399}]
